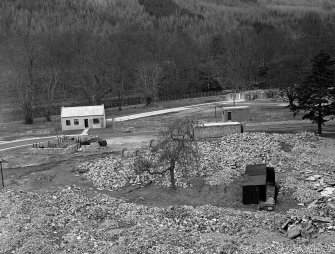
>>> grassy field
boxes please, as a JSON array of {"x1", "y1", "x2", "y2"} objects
[
  {"x1": 2, "y1": 97, "x2": 334, "y2": 141},
  {"x1": 0, "y1": 95, "x2": 229, "y2": 141},
  {"x1": 98, "y1": 101, "x2": 335, "y2": 137}
]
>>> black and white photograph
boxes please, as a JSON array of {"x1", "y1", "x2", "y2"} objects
[{"x1": 0, "y1": 0, "x2": 335, "y2": 253}]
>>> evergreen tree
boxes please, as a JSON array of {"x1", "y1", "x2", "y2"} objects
[{"x1": 293, "y1": 50, "x2": 335, "y2": 134}]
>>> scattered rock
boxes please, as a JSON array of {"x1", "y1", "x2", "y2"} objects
[
  {"x1": 305, "y1": 175, "x2": 322, "y2": 181},
  {"x1": 321, "y1": 187, "x2": 335, "y2": 197},
  {"x1": 281, "y1": 219, "x2": 291, "y2": 230},
  {"x1": 312, "y1": 216, "x2": 333, "y2": 223},
  {"x1": 287, "y1": 225, "x2": 302, "y2": 239}
]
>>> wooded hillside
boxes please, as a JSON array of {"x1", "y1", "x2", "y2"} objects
[{"x1": 0, "y1": 0, "x2": 334, "y2": 122}]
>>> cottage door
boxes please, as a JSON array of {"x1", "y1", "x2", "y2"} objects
[{"x1": 84, "y1": 119, "x2": 89, "y2": 128}]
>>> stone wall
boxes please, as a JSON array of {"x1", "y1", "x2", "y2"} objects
[
  {"x1": 29, "y1": 144, "x2": 79, "y2": 155},
  {"x1": 193, "y1": 122, "x2": 243, "y2": 139}
]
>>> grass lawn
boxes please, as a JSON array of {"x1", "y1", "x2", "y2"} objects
[
  {"x1": 3, "y1": 96, "x2": 334, "y2": 141},
  {"x1": 92, "y1": 101, "x2": 335, "y2": 139}
]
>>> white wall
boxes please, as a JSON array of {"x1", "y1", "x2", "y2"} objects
[
  {"x1": 61, "y1": 115, "x2": 106, "y2": 131},
  {"x1": 193, "y1": 123, "x2": 242, "y2": 139},
  {"x1": 222, "y1": 108, "x2": 250, "y2": 122}
]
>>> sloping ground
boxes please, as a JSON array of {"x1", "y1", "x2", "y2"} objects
[
  {"x1": 1, "y1": 132, "x2": 335, "y2": 253},
  {"x1": 0, "y1": 187, "x2": 334, "y2": 254}
]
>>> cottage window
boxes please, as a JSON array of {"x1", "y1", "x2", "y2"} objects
[
  {"x1": 66, "y1": 120, "x2": 71, "y2": 126},
  {"x1": 74, "y1": 119, "x2": 79, "y2": 125},
  {"x1": 93, "y1": 118, "x2": 100, "y2": 124}
]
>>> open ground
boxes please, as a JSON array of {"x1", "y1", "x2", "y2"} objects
[{"x1": 1, "y1": 98, "x2": 335, "y2": 253}]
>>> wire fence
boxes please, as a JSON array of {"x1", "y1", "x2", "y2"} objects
[
  {"x1": 103, "y1": 90, "x2": 231, "y2": 109},
  {"x1": 1, "y1": 89, "x2": 280, "y2": 123}
]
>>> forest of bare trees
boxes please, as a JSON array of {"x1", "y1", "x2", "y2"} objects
[{"x1": 1, "y1": 0, "x2": 335, "y2": 123}]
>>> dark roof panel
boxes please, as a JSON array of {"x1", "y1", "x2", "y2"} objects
[
  {"x1": 245, "y1": 164, "x2": 266, "y2": 176},
  {"x1": 242, "y1": 174, "x2": 266, "y2": 186}
]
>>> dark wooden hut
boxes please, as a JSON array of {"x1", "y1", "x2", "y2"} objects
[{"x1": 242, "y1": 164, "x2": 279, "y2": 205}]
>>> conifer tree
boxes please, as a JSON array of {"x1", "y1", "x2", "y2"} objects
[{"x1": 293, "y1": 50, "x2": 335, "y2": 134}]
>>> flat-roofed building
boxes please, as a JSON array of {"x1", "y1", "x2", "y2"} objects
[{"x1": 222, "y1": 106, "x2": 250, "y2": 122}]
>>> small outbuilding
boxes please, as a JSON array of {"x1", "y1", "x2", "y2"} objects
[
  {"x1": 222, "y1": 106, "x2": 250, "y2": 122},
  {"x1": 242, "y1": 164, "x2": 279, "y2": 205},
  {"x1": 61, "y1": 105, "x2": 106, "y2": 131},
  {"x1": 193, "y1": 122, "x2": 244, "y2": 139}
]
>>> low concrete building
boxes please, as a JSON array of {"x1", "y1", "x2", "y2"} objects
[
  {"x1": 193, "y1": 122, "x2": 244, "y2": 139},
  {"x1": 222, "y1": 106, "x2": 250, "y2": 122},
  {"x1": 61, "y1": 105, "x2": 106, "y2": 131}
]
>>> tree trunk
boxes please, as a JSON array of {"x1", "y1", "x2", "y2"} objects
[
  {"x1": 146, "y1": 97, "x2": 152, "y2": 106},
  {"x1": 117, "y1": 89, "x2": 123, "y2": 111},
  {"x1": 318, "y1": 111, "x2": 322, "y2": 135},
  {"x1": 288, "y1": 94, "x2": 294, "y2": 108},
  {"x1": 45, "y1": 110, "x2": 51, "y2": 122},
  {"x1": 317, "y1": 121, "x2": 322, "y2": 135},
  {"x1": 169, "y1": 160, "x2": 176, "y2": 190},
  {"x1": 24, "y1": 101, "x2": 33, "y2": 124}
]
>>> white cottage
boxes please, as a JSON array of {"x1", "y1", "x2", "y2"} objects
[{"x1": 61, "y1": 105, "x2": 106, "y2": 131}]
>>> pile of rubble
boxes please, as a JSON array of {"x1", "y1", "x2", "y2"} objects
[
  {"x1": 304, "y1": 174, "x2": 335, "y2": 199},
  {"x1": 282, "y1": 210, "x2": 335, "y2": 239},
  {"x1": 1, "y1": 187, "x2": 334, "y2": 254},
  {"x1": 282, "y1": 172, "x2": 335, "y2": 239},
  {"x1": 77, "y1": 132, "x2": 335, "y2": 193}
]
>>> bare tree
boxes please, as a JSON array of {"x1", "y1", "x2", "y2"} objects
[
  {"x1": 13, "y1": 73, "x2": 35, "y2": 124},
  {"x1": 134, "y1": 61, "x2": 163, "y2": 105},
  {"x1": 134, "y1": 117, "x2": 199, "y2": 190},
  {"x1": 224, "y1": 28, "x2": 257, "y2": 90},
  {"x1": 4, "y1": 8, "x2": 41, "y2": 124},
  {"x1": 73, "y1": 36, "x2": 118, "y2": 105},
  {"x1": 276, "y1": 54, "x2": 307, "y2": 108},
  {"x1": 38, "y1": 69, "x2": 60, "y2": 121}
]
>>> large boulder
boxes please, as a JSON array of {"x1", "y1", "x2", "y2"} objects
[{"x1": 287, "y1": 225, "x2": 302, "y2": 239}]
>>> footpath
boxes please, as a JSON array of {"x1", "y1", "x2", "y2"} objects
[{"x1": 109, "y1": 99, "x2": 245, "y2": 122}]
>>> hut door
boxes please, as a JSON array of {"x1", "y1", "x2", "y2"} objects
[
  {"x1": 228, "y1": 112, "x2": 232, "y2": 121},
  {"x1": 243, "y1": 186, "x2": 259, "y2": 204},
  {"x1": 84, "y1": 119, "x2": 89, "y2": 128},
  {"x1": 259, "y1": 185, "x2": 266, "y2": 202}
]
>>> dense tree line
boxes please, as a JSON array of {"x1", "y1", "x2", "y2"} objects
[{"x1": 0, "y1": 0, "x2": 335, "y2": 123}]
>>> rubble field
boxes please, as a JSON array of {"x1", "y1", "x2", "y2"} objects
[{"x1": 1, "y1": 132, "x2": 335, "y2": 253}]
